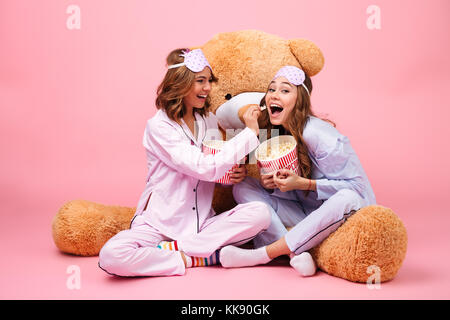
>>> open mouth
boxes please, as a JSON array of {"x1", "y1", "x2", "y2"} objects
[
  {"x1": 197, "y1": 94, "x2": 207, "y2": 100},
  {"x1": 270, "y1": 104, "x2": 283, "y2": 115}
]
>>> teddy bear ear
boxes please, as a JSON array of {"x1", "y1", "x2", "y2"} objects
[{"x1": 289, "y1": 39, "x2": 325, "y2": 77}]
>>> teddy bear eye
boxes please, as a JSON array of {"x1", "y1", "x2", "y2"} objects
[{"x1": 225, "y1": 94, "x2": 232, "y2": 100}]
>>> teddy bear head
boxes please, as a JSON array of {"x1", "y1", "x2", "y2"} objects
[
  {"x1": 199, "y1": 30, "x2": 325, "y2": 118},
  {"x1": 195, "y1": 30, "x2": 326, "y2": 214}
]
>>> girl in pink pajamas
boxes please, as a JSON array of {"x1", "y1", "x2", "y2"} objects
[{"x1": 98, "y1": 48, "x2": 270, "y2": 277}]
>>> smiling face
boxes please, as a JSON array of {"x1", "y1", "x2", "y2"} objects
[
  {"x1": 265, "y1": 76, "x2": 298, "y2": 128},
  {"x1": 183, "y1": 67, "x2": 213, "y2": 111}
]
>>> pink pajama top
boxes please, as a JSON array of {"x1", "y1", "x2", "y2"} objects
[{"x1": 132, "y1": 109, "x2": 260, "y2": 240}]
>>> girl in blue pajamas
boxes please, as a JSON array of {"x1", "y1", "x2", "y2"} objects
[{"x1": 219, "y1": 66, "x2": 376, "y2": 276}]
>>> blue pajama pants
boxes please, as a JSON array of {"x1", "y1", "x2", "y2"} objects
[{"x1": 232, "y1": 177, "x2": 364, "y2": 255}]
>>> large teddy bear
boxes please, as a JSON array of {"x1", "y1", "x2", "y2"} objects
[{"x1": 53, "y1": 30, "x2": 407, "y2": 283}]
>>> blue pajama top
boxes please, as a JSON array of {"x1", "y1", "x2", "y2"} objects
[{"x1": 270, "y1": 116, "x2": 376, "y2": 213}]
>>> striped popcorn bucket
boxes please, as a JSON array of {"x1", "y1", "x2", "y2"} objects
[
  {"x1": 255, "y1": 135, "x2": 299, "y2": 176},
  {"x1": 202, "y1": 140, "x2": 240, "y2": 185}
]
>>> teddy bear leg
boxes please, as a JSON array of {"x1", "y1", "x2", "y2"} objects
[
  {"x1": 52, "y1": 200, "x2": 136, "y2": 256},
  {"x1": 311, "y1": 205, "x2": 408, "y2": 283}
]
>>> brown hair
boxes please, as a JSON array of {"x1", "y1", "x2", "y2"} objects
[
  {"x1": 155, "y1": 48, "x2": 217, "y2": 122},
  {"x1": 258, "y1": 72, "x2": 335, "y2": 192}
]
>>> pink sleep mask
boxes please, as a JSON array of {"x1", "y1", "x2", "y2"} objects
[
  {"x1": 167, "y1": 49, "x2": 212, "y2": 73},
  {"x1": 272, "y1": 66, "x2": 310, "y2": 95}
]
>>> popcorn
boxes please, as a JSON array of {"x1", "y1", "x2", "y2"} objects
[
  {"x1": 255, "y1": 135, "x2": 299, "y2": 176},
  {"x1": 257, "y1": 141, "x2": 295, "y2": 160}
]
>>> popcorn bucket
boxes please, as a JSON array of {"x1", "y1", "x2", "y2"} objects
[
  {"x1": 202, "y1": 140, "x2": 240, "y2": 185},
  {"x1": 255, "y1": 135, "x2": 299, "y2": 176}
]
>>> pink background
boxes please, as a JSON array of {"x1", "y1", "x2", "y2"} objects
[{"x1": 1, "y1": 0, "x2": 449, "y2": 299}]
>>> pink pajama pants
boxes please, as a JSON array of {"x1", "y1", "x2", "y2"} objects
[{"x1": 98, "y1": 201, "x2": 271, "y2": 277}]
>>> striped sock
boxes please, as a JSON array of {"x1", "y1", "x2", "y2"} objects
[
  {"x1": 157, "y1": 241, "x2": 220, "y2": 267},
  {"x1": 185, "y1": 251, "x2": 220, "y2": 267},
  {"x1": 157, "y1": 240, "x2": 179, "y2": 251}
]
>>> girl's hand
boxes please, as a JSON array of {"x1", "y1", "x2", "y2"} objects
[
  {"x1": 273, "y1": 169, "x2": 313, "y2": 192},
  {"x1": 242, "y1": 104, "x2": 261, "y2": 136},
  {"x1": 230, "y1": 164, "x2": 248, "y2": 184},
  {"x1": 260, "y1": 174, "x2": 277, "y2": 190}
]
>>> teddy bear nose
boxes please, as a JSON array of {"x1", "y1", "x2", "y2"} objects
[{"x1": 225, "y1": 93, "x2": 232, "y2": 100}]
